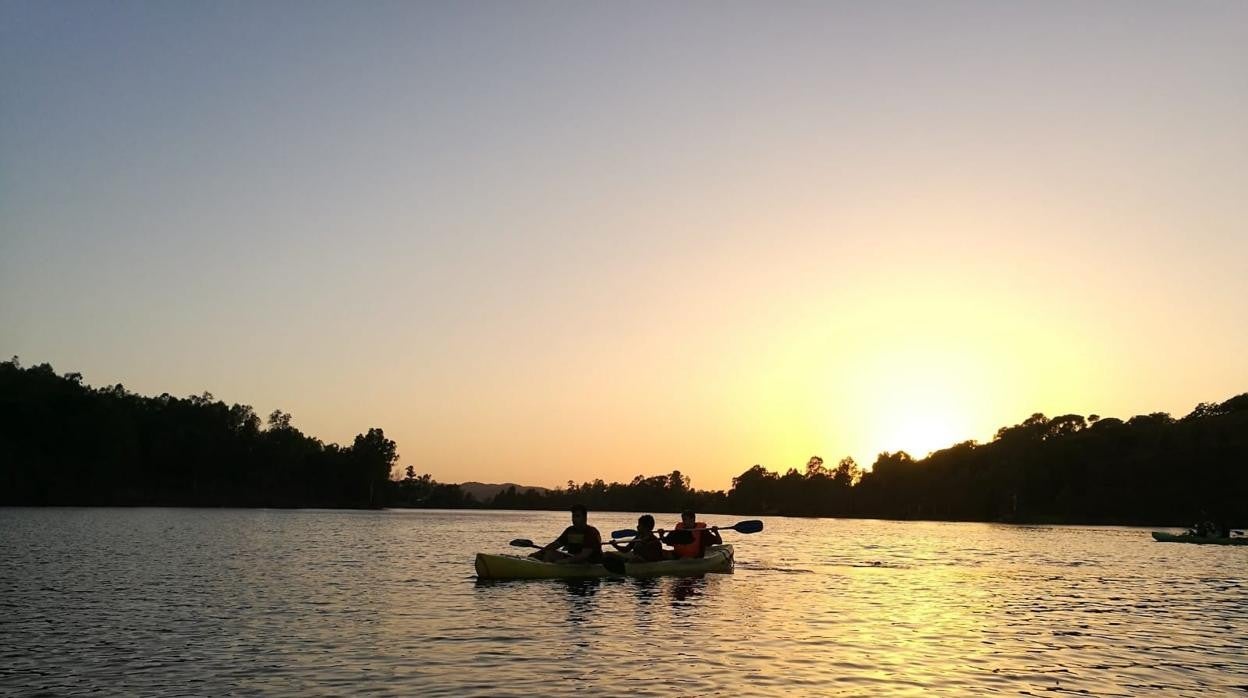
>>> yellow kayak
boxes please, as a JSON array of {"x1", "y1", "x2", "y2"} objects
[{"x1": 475, "y1": 544, "x2": 734, "y2": 580}]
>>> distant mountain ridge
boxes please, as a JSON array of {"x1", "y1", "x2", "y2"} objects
[{"x1": 458, "y1": 481, "x2": 550, "y2": 502}]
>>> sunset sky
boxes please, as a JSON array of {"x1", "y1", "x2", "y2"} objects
[{"x1": 3, "y1": 2, "x2": 1246, "y2": 489}]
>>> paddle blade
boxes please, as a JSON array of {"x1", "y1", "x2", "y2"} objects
[
  {"x1": 509, "y1": 538, "x2": 537, "y2": 548},
  {"x1": 601, "y1": 555, "x2": 627, "y2": 575},
  {"x1": 611, "y1": 529, "x2": 638, "y2": 540},
  {"x1": 727, "y1": 520, "x2": 764, "y2": 534}
]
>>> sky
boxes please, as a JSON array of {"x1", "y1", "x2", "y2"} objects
[{"x1": 3, "y1": 1, "x2": 1246, "y2": 490}]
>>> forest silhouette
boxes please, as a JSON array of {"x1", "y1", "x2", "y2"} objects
[
  {"x1": 1, "y1": 359, "x2": 397, "y2": 508},
  {"x1": 3, "y1": 358, "x2": 1245, "y2": 525}
]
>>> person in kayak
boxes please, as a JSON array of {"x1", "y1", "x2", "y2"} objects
[
  {"x1": 669, "y1": 509, "x2": 722, "y2": 559},
  {"x1": 1192, "y1": 511, "x2": 1228, "y2": 538},
  {"x1": 609, "y1": 514, "x2": 669, "y2": 562},
  {"x1": 531, "y1": 504, "x2": 604, "y2": 564}
]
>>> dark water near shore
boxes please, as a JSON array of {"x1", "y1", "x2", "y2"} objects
[{"x1": 2, "y1": 508, "x2": 1246, "y2": 696}]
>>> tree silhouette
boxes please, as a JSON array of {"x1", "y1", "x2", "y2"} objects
[
  {"x1": 0, "y1": 358, "x2": 405, "y2": 508},
  {"x1": 1, "y1": 357, "x2": 1244, "y2": 524}
]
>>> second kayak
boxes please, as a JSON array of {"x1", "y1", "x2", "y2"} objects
[
  {"x1": 475, "y1": 544, "x2": 735, "y2": 580},
  {"x1": 1151, "y1": 531, "x2": 1248, "y2": 546}
]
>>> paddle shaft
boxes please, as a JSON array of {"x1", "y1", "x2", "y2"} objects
[
  {"x1": 611, "y1": 519, "x2": 763, "y2": 540},
  {"x1": 510, "y1": 536, "x2": 637, "y2": 549}
]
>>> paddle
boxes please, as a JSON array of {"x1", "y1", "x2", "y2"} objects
[
  {"x1": 712, "y1": 519, "x2": 765, "y2": 535},
  {"x1": 611, "y1": 519, "x2": 765, "y2": 541},
  {"x1": 510, "y1": 537, "x2": 644, "y2": 575},
  {"x1": 511, "y1": 535, "x2": 647, "y2": 570},
  {"x1": 510, "y1": 535, "x2": 642, "y2": 550},
  {"x1": 610, "y1": 528, "x2": 693, "y2": 544},
  {"x1": 601, "y1": 555, "x2": 628, "y2": 575}
]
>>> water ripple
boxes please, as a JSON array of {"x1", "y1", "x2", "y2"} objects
[{"x1": 2, "y1": 509, "x2": 1246, "y2": 696}]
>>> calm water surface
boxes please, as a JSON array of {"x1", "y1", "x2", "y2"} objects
[{"x1": 2, "y1": 508, "x2": 1246, "y2": 696}]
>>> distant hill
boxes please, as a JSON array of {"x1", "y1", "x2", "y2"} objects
[{"x1": 458, "y1": 481, "x2": 550, "y2": 502}]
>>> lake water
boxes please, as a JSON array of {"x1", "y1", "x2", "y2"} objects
[{"x1": 2, "y1": 508, "x2": 1246, "y2": 696}]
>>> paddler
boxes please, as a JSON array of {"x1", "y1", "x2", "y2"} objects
[
  {"x1": 609, "y1": 514, "x2": 669, "y2": 562},
  {"x1": 531, "y1": 504, "x2": 604, "y2": 564},
  {"x1": 668, "y1": 509, "x2": 722, "y2": 559},
  {"x1": 1191, "y1": 510, "x2": 1225, "y2": 538}
]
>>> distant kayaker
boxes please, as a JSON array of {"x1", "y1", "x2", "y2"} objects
[
  {"x1": 531, "y1": 504, "x2": 604, "y2": 564},
  {"x1": 609, "y1": 514, "x2": 669, "y2": 562},
  {"x1": 1192, "y1": 511, "x2": 1227, "y2": 538},
  {"x1": 669, "y1": 509, "x2": 722, "y2": 559}
]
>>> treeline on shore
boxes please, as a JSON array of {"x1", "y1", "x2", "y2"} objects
[
  {"x1": 2, "y1": 358, "x2": 1246, "y2": 525},
  {"x1": 349, "y1": 396, "x2": 1248, "y2": 526},
  {"x1": 1, "y1": 359, "x2": 398, "y2": 508}
]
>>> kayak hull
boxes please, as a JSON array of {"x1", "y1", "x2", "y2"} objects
[
  {"x1": 475, "y1": 544, "x2": 735, "y2": 580},
  {"x1": 627, "y1": 544, "x2": 734, "y2": 578},
  {"x1": 1151, "y1": 532, "x2": 1248, "y2": 546}
]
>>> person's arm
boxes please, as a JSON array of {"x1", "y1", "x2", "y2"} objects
[
  {"x1": 541, "y1": 531, "x2": 567, "y2": 555},
  {"x1": 562, "y1": 528, "x2": 603, "y2": 563},
  {"x1": 706, "y1": 527, "x2": 723, "y2": 546}
]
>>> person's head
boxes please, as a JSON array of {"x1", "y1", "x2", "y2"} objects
[
  {"x1": 637, "y1": 514, "x2": 655, "y2": 532},
  {"x1": 681, "y1": 509, "x2": 696, "y2": 526},
  {"x1": 570, "y1": 504, "x2": 588, "y2": 526}
]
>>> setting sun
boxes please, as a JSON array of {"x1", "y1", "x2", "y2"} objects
[
  {"x1": 837, "y1": 342, "x2": 983, "y2": 464},
  {"x1": 872, "y1": 406, "x2": 966, "y2": 462}
]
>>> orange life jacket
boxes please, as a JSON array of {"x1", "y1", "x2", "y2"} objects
[{"x1": 671, "y1": 521, "x2": 707, "y2": 559}]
